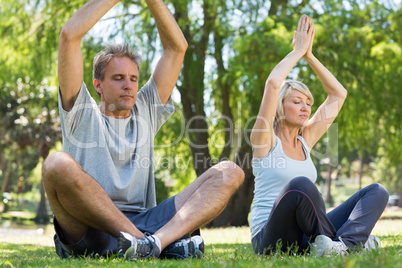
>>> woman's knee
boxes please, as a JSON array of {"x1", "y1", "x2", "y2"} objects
[
  {"x1": 287, "y1": 176, "x2": 317, "y2": 193},
  {"x1": 370, "y1": 183, "x2": 389, "y2": 206}
]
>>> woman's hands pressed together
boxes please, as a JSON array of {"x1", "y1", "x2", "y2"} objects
[{"x1": 292, "y1": 15, "x2": 315, "y2": 59}]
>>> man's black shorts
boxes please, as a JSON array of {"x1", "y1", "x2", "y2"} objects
[{"x1": 54, "y1": 196, "x2": 176, "y2": 258}]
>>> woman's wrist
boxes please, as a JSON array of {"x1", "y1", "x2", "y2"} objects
[
  {"x1": 291, "y1": 49, "x2": 306, "y2": 59},
  {"x1": 304, "y1": 53, "x2": 316, "y2": 63}
]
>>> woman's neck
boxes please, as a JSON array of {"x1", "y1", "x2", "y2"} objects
[{"x1": 275, "y1": 126, "x2": 301, "y2": 147}]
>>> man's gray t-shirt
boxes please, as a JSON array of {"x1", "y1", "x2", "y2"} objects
[{"x1": 58, "y1": 77, "x2": 174, "y2": 212}]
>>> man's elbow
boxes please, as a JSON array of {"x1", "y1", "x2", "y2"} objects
[{"x1": 59, "y1": 25, "x2": 81, "y2": 44}]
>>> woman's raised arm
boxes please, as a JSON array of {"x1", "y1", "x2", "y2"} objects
[
  {"x1": 302, "y1": 23, "x2": 348, "y2": 148},
  {"x1": 250, "y1": 15, "x2": 313, "y2": 158}
]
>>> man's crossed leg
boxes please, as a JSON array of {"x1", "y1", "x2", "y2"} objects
[{"x1": 43, "y1": 152, "x2": 244, "y2": 259}]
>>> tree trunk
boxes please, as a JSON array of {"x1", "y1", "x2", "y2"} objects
[
  {"x1": 358, "y1": 156, "x2": 364, "y2": 190},
  {"x1": 0, "y1": 160, "x2": 11, "y2": 193},
  {"x1": 399, "y1": 190, "x2": 402, "y2": 208},
  {"x1": 35, "y1": 180, "x2": 48, "y2": 224},
  {"x1": 175, "y1": 0, "x2": 215, "y2": 177},
  {"x1": 325, "y1": 164, "x2": 333, "y2": 206},
  {"x1": 268, "y1": 0, "x2": 289, "y2": 17},
  {"x1": 35, "y1": 141, "x2": 51, "y2": 224}
]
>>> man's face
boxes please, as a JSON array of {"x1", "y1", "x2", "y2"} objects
[{"x1": 94, "y1": 57, "x2": 139, "y2": 118}]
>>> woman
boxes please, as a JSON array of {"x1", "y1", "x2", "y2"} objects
[{"x1": 249, "y1": 15, "x2": 389, "y2": 256}]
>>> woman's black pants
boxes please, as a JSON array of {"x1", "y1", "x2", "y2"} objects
[{"x1": 252, "y1": 177, "x2": 389, "y2": 254}]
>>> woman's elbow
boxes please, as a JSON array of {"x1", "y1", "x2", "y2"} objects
[
  {"x1": 265, "y1": 77, "x2": 281, "y2": 91},
  {"x1": 338, "y1": 87, "x2": 348, "y2": 101}
]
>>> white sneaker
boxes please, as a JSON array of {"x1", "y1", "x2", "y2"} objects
[
  {"x1": 311, "y1": 235, "x2": 348, "y2": 257},
  {"x1": 364, "y1": 235, "x2": 381, "y2": 250}
]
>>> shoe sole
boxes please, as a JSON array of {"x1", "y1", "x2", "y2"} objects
[
  {"x1": 364, "y1": 235, "x2": 381, "y2": 250},
  {"x1": 312, "y1": 235, "x2": 331, "y2": 257}
]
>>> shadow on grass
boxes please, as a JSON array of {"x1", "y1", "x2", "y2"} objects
[
  {"x1": 0, "y1": 243, "x2": 54, "y2": 255},
  {"x1": 380, "y1": 215, "x2": 402, "y2": 220}
]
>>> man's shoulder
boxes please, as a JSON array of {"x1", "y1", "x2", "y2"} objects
[
  {"x1": 138, "y1": 76, "x2": 157, "y2": 96},
  {"x1": 58, "y1": 81, "x2": 101, "y2": 128}
]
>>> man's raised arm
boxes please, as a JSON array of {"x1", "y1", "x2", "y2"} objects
[
  {"x1": 58, "y1": 0, "x2": 120, "y2": 111},
  {"x1": 146, "y1": 0, "x2": 188, "y2": 105}
]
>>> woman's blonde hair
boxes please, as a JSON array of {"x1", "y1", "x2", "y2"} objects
[{"x1": 274, "y1": 80, "x2": 314, "y2": 129}]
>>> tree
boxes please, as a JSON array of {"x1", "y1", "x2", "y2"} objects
[{"x1": 0, "y1": 1, "x2": 62, "y2": 217}]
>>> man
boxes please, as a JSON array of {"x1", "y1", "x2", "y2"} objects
[{"x1": 42, "y1": 0, "x2": 244, "y2": 260}]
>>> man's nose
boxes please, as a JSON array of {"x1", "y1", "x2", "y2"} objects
[{"x1": 123, "y1": 77, "x2": 132, "y2": 90}]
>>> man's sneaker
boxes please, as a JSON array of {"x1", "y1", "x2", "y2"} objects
[
  {"x1": 364, "y1": 235, "x2": 381, "y2": 250},
  {"x1": 311, "y1": 235, "x2": 348, "y2": 257},
  {"x1": 159, "y1": 236, "x2": 204, "y2": 259},
  {"x1": 118, "y1": 232, "x2": 161, "y2": 260}
]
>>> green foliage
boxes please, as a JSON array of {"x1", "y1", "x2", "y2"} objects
[
  {"x1": 0, "y1": 0, "x2": 64, "y2": 193},
  {"x1": 154, "y1": 103, "x2": 197, "y2": 196},
  {"x1": 0, "y1": 78, "x2": 60, "y2": 193},
  {"x1": 372, "y1": 146, "x2": 402, "y2": 195},
  {"x1": 313, "y1": 3, "x2": 401, "y2": 162}
]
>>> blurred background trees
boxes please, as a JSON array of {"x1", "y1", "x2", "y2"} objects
[{"x1": 1, "y1": 0, "x2": 401, "y2": 225}]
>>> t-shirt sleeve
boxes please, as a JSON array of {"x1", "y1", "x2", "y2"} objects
[
  {"x1": 58, "y1": 82, "x2": 99, "y2": 138},
  {"x1": 135, "y1": 76, "x2": 175, "y2": 134}
]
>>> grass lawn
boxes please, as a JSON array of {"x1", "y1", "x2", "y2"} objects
[{"x1": 1, "y1": 207, "x2": 401, "y2": 268}]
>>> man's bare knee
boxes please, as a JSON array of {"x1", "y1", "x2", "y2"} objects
[
  {"x1": 215, "y1": 161, "x2": 245, "y2": 190},
  {"x1": 42, "y1": 152, "x2": 79, "y2": 186}
]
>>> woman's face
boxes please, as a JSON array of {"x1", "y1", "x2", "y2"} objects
[{"x1": 282, "y1": 89, "x2": 312, "y2": 128}]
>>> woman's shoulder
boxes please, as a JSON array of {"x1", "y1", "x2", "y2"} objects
[
  {"x1": 253, "y1": 135, "x2": 281, "y2": 160},
  {"x1": 298, "y1": 135, "x2": 312, "y2": 152}
]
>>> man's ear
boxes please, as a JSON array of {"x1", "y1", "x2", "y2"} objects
[{"x1": 93, "y1": 79, "x2": 102, "y2": 95}]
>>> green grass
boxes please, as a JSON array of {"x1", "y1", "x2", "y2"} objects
[{"x1": 1, "y1": 209, "x2": 402, "y2": 268}]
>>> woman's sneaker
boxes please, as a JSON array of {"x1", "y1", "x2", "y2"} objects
[
  {"x1": 159, "y1": 236, "x2": 204, "y2": 259},
  {"x1": 364, "y1": 235, "x2": 381, "y2": 250},
  {"x1": 118, "y1": 232, "x2": 160, "y2": 260},
  {"x1": 311, "y1": 235, "x2": 348, "y2": 257}
]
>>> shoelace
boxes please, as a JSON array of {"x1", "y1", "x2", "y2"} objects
[
  {"x1": 165, "y1": 237, "x2": 192, "y2": 256},
  {"x1": 136, "y1": 233, "x2": 155, "y2": 257}
]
